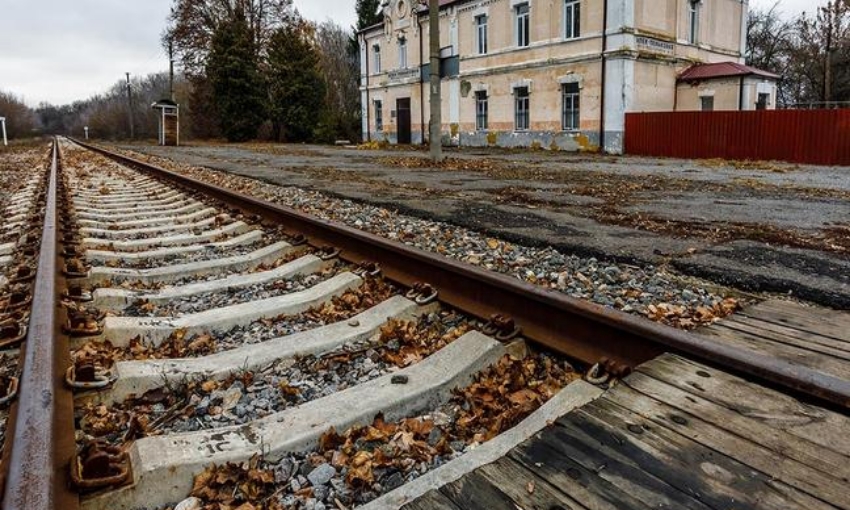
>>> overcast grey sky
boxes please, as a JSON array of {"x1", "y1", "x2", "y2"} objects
[{"x1": 0, "y1": 0, "x2": 824, "y2": 107}]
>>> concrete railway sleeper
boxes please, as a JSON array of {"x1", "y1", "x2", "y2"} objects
[{"x1": 2, "y1": 136, "x2": 848, "y2": 510}]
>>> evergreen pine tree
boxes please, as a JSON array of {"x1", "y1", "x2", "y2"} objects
[
  {"x1": 206, "y1": 8, "x2": 266, "y2": 142},
  {"x1": 355, "y1": 0, "x2": 384, "y2": 31},
  {"x1": 267, "y1": 22, "x2": 326, "y2": 142}
]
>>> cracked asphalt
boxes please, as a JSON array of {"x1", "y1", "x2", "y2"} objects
[{"x1": 117, "y1": 142, "x2": 850, "y2": 310}]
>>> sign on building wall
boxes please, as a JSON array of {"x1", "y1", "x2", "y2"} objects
[{"x1": 636, "y1": 36, "x2": 674, "y2": 56}]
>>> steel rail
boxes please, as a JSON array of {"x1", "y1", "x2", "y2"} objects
[
  {"x1": 2, "y1": 139, "x2": 78, "y2": 510},
  {"x1": 72, "y1": 139, "x2": 850, "y2": 409}
]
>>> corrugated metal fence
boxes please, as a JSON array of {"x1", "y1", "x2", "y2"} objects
[{"x1": 624, "y1": 109, "x2": 850, "y2": 166}]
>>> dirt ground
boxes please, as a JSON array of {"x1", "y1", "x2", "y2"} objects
[{"x1": 118, "y1": 142, "x2": 850, "y2": 309}]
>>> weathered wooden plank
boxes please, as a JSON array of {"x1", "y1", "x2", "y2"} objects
[
  {"x1": 741, "y1": 301, "x2": 850, "y2": 342},
  {"x1": 546, "y1": 411, "x2": 716, "y2": 510},
  {"x1": 639, "y1": 354, "x2": 850, "y2": 457},
  {"x1": 604, "y1": 381, "x2": 850, "y2": 508},
  {"x1": 726, "y1": 313, "x2": 850, "y2": 349},
  {"x1": 509, "y1": 433, "x2": 655, "y2": 510},
  {"x1": 476, "y1": 457, "x2": 589, "y2": 510},
  {"x1": 567, "y1": 399, "x2": 837, "y2": 510},
  {"x1": 698, "y1": 326, "x2": 850, "y2": 380},
  {"x1": 621, "y1": 370, "x2": 850, "y2": 482},
  {"x1": 401, "y1": 490, "x2": 462, "y2": 510},
  {"x1": 439, "y1": 470, "x2": 526, "y2": 510},
  {"x1": 719, "y1": 318, "x2": 850, "y2": 359}
]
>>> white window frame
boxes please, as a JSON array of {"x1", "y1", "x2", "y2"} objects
[
  {"x1": 514, "y1": 86, "x2": 530, "y2": 131},
  {"x1": 564, "y1": 0, "x2": 580, "y2": 40},
  {"x1": 475, "y1": 14, "x2": 488, "y2": 55},
  {"x1": 475, "y1": 91, "x2": 489, "y2": 131},
  {"x1": 688, "y1": 0, "x2": 699, "y2": 45},
  {"x1": 398, "y1": 37, "x2": 408, "y2": 69},
  {"x1": 561, "y1": 83, "x2": 580, "y2": 131},
  {"x1": 515, "y1": 3, "x2": 530, "y2": 48},
  {"x1": 375, "y1": 100, "x2": 383, "y2": 131},
  {"x1": 373, "y1": 44, "x2": 381, "y2": 74}
]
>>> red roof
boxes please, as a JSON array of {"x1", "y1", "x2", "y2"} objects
[{"x1": 678, "y1": 62, "x2": 780, "y2": 82}]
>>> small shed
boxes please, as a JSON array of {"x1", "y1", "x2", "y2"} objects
[
  {"x1": 151, "y1": 99, "x2": 180, "y2": 146},
  {"x1": 676, "y1": 63, "x2": 780, "y2": 112}
]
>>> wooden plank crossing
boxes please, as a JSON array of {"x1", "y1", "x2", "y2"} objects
[
  {"x1": 403, "y1": 351, "x2": 850, "y2": 510},
  {"x1": 699, "y1": 300, "x2": 850, "y2": 381}
]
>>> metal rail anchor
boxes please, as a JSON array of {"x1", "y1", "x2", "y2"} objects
[
  {"x1": 63, "y1": 257, "x2": 90, "y2": 278},
  {"x1": 63, "y1": 285, "x2": 93, "y2": 302},
  {"x1": 70, "y1": 441, "x2": 131, "y2": 491},
  {"x1": 65, "y1": 362, "x2": 116, "y2": 391},
  {"x1": 482, "y1": 313, "x2": 522, "y2": 341},
  {"x1": 353, "y1": 261, "x2": 382, "y2": 277},
  {"x1": 405, "y1": 282, "x2": 439, "y2": 305},
  {"x1": 0, "y1": 319, "x2": 28, "y2": 349},
  {"x1": 62, "y1": 309, "x2": 103, "y2": 336},
  {"x1": 0, "y1": 374, "x2": 19, "y2": 406},
  {"x1": 317, "y1": 245, "x2": 342, "y2": 261}
]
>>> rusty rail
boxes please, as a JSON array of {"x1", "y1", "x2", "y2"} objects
[
  {"x1": 2, "y1": 139, "x2": 78, "y2": 510},
  {"x1": 72, "y1": 139, "x2": 850, "y2": 409}
]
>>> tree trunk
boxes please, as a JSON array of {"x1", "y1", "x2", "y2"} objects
[{"x1": 429, "y1": 0, "x2": 443, "y2": 162}]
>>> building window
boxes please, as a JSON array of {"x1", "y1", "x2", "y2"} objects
[
  {"x1": 756, "y1": 93, "x2": 770, "y2": 110},
  {"x1": 475, "y1": 91, "x2": 489, "y2": 131},
  {"x1": 700, "y1": 96, "x2": 714, "y2": 111},
  {"x1": 564, "y1": 0, "x2": 581, "y2": 39},
  {"x1": 476, "y1": 15, "x2": 488, "y2": 54},
  {"x1": 398, "y1": 37, "x2": 408, "y2": 68},
  {"x1": 375, "y1": 100, "x2": 383, "y2": 131},
  {"x1": 373, "y1": 45, "x2": 381, "y2": 74},
  {"x1": 688, "y1": 0, "x2": 699, "y2": 45},
  {"x1": 514, "y1": 86, "x2": 530, "y2": 131},
  {"x1": 561, "y1": 83, "x2": 580, "y2": 131},
  {"x1": 516, "y1": 3, "x2": 530, "y2": 47}
]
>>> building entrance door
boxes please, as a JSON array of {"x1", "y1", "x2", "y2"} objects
[{"x1": 397, "y1": 98, "x2": 412, "y2": 144}]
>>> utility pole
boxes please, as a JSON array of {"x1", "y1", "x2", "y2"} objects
[
  {"x1": 429, "y1": 0, "x2": 443, "y2": 162},
  {"x1": 126, "y1": 72, "x2": 135, "y2": 139},
  {"x1": 168, "y1": 38, "x2": 175, "y2": 101}
]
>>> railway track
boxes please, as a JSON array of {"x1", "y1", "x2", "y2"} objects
[{"x1": 0, "y1": 137, "x2": 848, "y2": 510}]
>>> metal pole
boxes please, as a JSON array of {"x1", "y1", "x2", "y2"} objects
[
  {"x1": 429, "y1": 0, "x2": 442, "y2": 162},
  {"x1": 0, "y1": 117, "x2": 7, "y2": 146},
  {"x1": 169, "y1": 39, "x2": 175, "y2": 101},
  {"x1": 126, "y1": 72, "x2": 135, "y2": 140},
  {"x1": 84, "y1": 126, "x2": 89, "y2": 140}
]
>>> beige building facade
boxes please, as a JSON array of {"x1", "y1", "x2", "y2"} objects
[{"x1": 359, "y1": 0, "x2": 776, "y2": 153}]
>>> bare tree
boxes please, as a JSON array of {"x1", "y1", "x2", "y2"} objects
[
  {"x1": 746, "y1": 2, "x2": 793, "y2": 72},
  {"x1": 166, "y1": 0, "x2": 297, "y2": 77},
  {"x1": 315, "y1": 20, "x2": 361, "y2": 142},
  {"x1": 791, "y1": 0, "x2": 850, "y2": 105},
  {"x1": 0, "y1": 91, "x2": 37, "y2": 140}
]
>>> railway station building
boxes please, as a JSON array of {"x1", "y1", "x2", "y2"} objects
[{"x1": 357, "y1": 0, "x2": 778, "y2": 153}]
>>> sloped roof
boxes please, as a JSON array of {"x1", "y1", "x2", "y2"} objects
[{"x1": 678, "y1": 62, "x2": 780, "y2": 82}]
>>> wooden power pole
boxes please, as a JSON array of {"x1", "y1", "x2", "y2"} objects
[{"x1": 429, "y1": 0, "x2": 443, "y2": 162}]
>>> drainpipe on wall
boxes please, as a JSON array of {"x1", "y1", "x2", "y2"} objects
[
  {"x1": 599, "y1": 0, "x2": 609, "y2": 153},
  {"x1": 419, "y1": 14, "x2": 426, "y2": 146},
  {"x1": 738, "y1": 75, "x2": 745, "y2": 111},
  {"x1": 364, "y1": 34, "x2": 372, "y2": 142}
]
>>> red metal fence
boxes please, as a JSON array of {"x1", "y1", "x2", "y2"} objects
[{"x1": 624, "y1": 109, "x2": 850, "y2": 166}]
